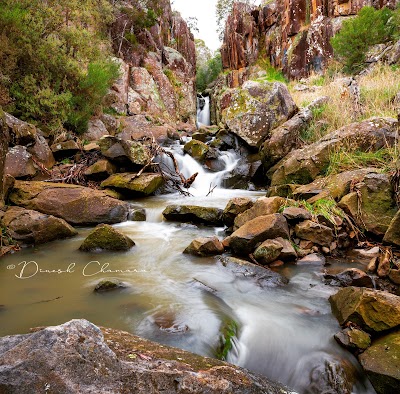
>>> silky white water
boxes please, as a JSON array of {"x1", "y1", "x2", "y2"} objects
[{"x1": 197, "y1": 95, "x2": 211, "y2": 127}]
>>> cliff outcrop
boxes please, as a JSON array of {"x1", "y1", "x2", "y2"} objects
[{"x1": 221, "y1": 0, "x2": 398, "y2": 79}]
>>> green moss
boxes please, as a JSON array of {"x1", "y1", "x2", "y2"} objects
[{"x1": 215, "y1": 319, "x2": 239, "y2": 361}]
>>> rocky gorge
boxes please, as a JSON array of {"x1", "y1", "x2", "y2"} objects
[{"x1": 0, "y1": 0, "x2": 400, "y2": 393}]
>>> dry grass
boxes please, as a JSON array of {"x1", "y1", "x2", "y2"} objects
[{"x1": 288, "y1": 63, "x2": 400, "y2": 142}]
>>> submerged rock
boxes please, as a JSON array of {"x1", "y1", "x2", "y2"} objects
[
  {"x1": 79, "y1": 224, "x2": 135, "y2": 252},
  {"x1": 163, "y1": 205, "x2": 223, "y2": 226},
  {"x1": 0, "y1": 319, "x2": 295, "y2": 394},
  {"x1": 324, "y1": 268, "x2": 374, "y2": 288},
  {"x1": 94, "y1": 279, "x2": 128, "y2": 293},
  {"x1": 183, "y1": 237, "x2": 224, "y2": 257}
]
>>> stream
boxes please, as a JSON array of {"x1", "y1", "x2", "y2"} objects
[{"x1": 0, "y1": 142, "x2": 376, "y2": 394}]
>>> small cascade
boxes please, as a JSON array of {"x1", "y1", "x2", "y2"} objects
[{"x1": 197, "y1": 95, "x2": 211, "y2": 127}]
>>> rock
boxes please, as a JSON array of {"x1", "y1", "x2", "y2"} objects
[
  {"x1": 79, "y1": 224, "x2": 135, "y2": 252},
  {"x1": 4, "y1": 112, "x2": 37, "y2": 146},
  {"x1": 324, "y1": 268, "x2": 374, "y2": 288},
  {"x1": 27, "y1": 135, "x2": 55, "y2": 169},
  {"x1": 83, "y1": 118, "x2": 109, "y2": 141},
  {"x1": 219, "y1": 80, "x2": 297, "y2": 147},
  {"x1": 217, "y1": 256, "x2": 288, "y2": 288},
  {"x1": 377, "y1": 248, "x2": 391, "y2": 278},
  {"x1": 253, "y1": 239, "x2": 283, "y2": 265},
  {"x1": 0, "y1": 319, "x2": 293, "y2": 393},
  {"x1": 149, "y1": 310, "x2": 189, "y2": 333},
  {"x1": 128, "y1": 208, "x2": 146, "y2": 221},
  {"x1": 9, "y1": 181, "x2": 129, "y2": 225},
  {"x1": 50, "y1": 140, "x2": 81, "y2": 159},
  {"x1": 334, "y1": 328, "x2": 371, "y2": 353},
  {"x1": 94, "y1": 279, "x2": 127, "y2": 292},
  {"x1": 383, "y1": 209, "x2": 400, "y2": 246},
  {"x1": 101, "y1": 173, "x2": 164, "y2": 197},
  {"x1": 183, "y1": 237, "x2": 224, "y2": 257},
  {"x1": 2, "y1": 206, "x2": 77, "y2": 245},
  {"x1": 222, "y1": 197, "x2": 254, "y2": 226},
  {"x1": 297, "y1": 253, "x2": 326, "y2": 265},
  {"x1": 389, "y1": 270, "x2": 400, "y2": 285},
  {"x1": 183, "y1": 139, "x2": 210, "y2": 161},
  {"x1": 329, "y1": 287, "x2": 400, "y2": 333},
  {"x1": 5, "y1": 146, "x2": 37, "y2": 179},
  {"x1": 269, "y1": 118, "x2": 398, "y2": 186},
  {"x1": 0, "y1": 109, "x2": 10, "y2": 207},
  {"x1": 339, "y1": 173, "x2": 398, "y2": 236},
  {"x1": 294, "y1": 220, "x2": 334, "y2": 246},
  {"x1": 228, "y1": 213, "x2": 289, "y2": 256},
  {"x1": 275, "y1": 237, "x2": 297, "y2": 261},
  {"x1": 358, "y1": 331, "x2": 400, "y2": 394},
  {"x1": 282, "y1": 207, "x2": 312, "y2": 222},
  {"x1": 234, "y1": 196, "x2": 287, "y2": 229},
  {"x1": 84, "y1": 159, "x2": 117, "y2": 181},
  {"x1": 162, "y1": 205, "x2": 223, "y2": 226}
]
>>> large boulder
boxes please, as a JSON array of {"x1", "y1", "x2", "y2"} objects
[
  {"x1": 294, "y1": 220, "x2": 334, "y2": 247},
  {"x1": 358, "y1": 331, "x2": 400, "y2": 394},
  {"x1": 228, "y1": 213, "x2": 289, "y2": 255},
  {"x1": 9, "y1": 181, "x2": 129, "y2": 225},
  {"x1": 219, "y1": 80, "x2": 297, "y2": 147},
  {"x1": 2, "y1": 206, "x2": 77, "y2": 245},
  {"x1": 183, "y1": 139, "x2": 210, "y2": 161},
  {"x1": 338, "y1": 173, "x2": 397, "y2": 236},
  {"x1": 329, "y1": 287, "x2": 400, "y2": 334},
  {"x1": 27, "y1": 135, "x2": 55, "y2": 169},
  {"x1": 269, "y1": 118, "x2": 398, "y2": 186},
  {"x1": 4, "y1": 112, "x2": 37, "y2": 146},
  {"x1": 101, "y1": 173, "x2": 164, "y2": 197},
  {"x1": 162, "y1": 205, "x2": 223, "y2": 226},
  {"x1": 0, "y1": 319, "x2": 293, "y2": 394},
  {"x1": 79, "y1": 224, "x2": 134, "y2": 252},
  {"x1": 183, "y1": 237, "x2": 224, "y2": 257},
  {"x1": 5, "y1": 146, "x2": 37, "y2": 179}
]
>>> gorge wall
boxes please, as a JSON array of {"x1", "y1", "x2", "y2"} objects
[{"x1": 220, "y1": 0, "x2": 398, "y2": 79}]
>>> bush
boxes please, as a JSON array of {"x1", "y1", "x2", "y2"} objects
[
  {"x1": 331, "y1": 6, "x2": 399, "y2": 73},
  {"x1": 196, "y1": 53, "x2": 223, "y2": 92}
]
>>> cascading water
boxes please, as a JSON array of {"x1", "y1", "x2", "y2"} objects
[{"x1": 196, "y1": 95, "x2": 211, "y2": 127}]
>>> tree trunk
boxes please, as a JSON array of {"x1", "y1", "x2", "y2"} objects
[{"x1": 0, "y1": 108, "x2": 9, "y2": 208}]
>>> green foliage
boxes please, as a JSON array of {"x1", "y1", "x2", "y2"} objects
[
  {"x1": 300, "y1": 104, "x2": 328, "y2": 143},
  {"x1": 196, "y1": 53, "x2": 223, "y2": 92},
  {"x1": 331, "y1": 6, "x2": 399, "y2": 73},
  {"x1": 216, "y1": 319, "x2": 238, "y2": 361},
  {"x1": 256, "y1": 58, "x2": 287, "y2": 83}
]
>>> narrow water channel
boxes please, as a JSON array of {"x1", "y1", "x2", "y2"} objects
[{"x1": 0, "y1": 145, "x2": 376, "y2": 394}]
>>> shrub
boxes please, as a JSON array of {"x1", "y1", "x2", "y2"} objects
[{"x1": 196, "y1": 53, "x2": 223, "y2": 92}]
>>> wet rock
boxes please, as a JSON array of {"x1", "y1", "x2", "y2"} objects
[
  {"x1": 0, "y1": 319, "x2": 293, "y2": 394},
  {"x1": 222, "y1": 197, "x2": 254, "y2": 226},
  {"x1": 162, "y1": 205, "x2": 223, "y2": 226},
  {"x1": 324, "y1": 268, "x2": 374, "y2": 288},
  {"x1": 383, "y1": 209, "x2": 400, "y2": 246},
  {"x1": 334, "y1": 328, "x2": 371, "y2": 353},
  {"x1": 219, "y1": 80, "x2": 297, "y2": 147},
  {"x1": 183, "y1": 139, "x2": 211, "y2": 162},
  {"x1": 234, "y1": 197, "x2": 287, "y2": 229},
  {"x1": 294, "y1": 220, "x2": 333, "y2": 247},
  {"x1": 94, "y1": 279, "x2": 128, "y2": 293},
  {"x1": 358, "y1": 331, "x2": 400, "y2": 394},
  {"x1": 254, "y1": 239, "x2": 283, "y2": 265},
  {"x1": 297, "y1": 253, "x2": 326, "y2": 265},
  {"x1": 101, "y1": 173, "x2": 164, "y2": 197},
  {"x1": 9, "y1": 181, "x2": 129, "y2": 225},
  {"x1": 329, "y1": 287, "x2": 400, "y2": 333},
  {"x1": 84, "y1": 159, "x2": 117, "y2": 181},
  {"x1": 79, "y1": 224, "x2": 134, "y2": 252},
  {"x1": 5, "y1": 146, "x2": 37, "y2": 179},
  {"x1": 128, "y1": 208, "x2": 146, "y2": 222},
  {"x1": 2, "y1": 206, "x2": 77, "y2": 245},
  {"x1": 183, "y1": 237, "x2": 224, "y2": 257},
  {"x1": 150, "y1": 311, "x2": 189, "y2": 334},
  {"x1": 50, "y1": 140, "x2": 81, "y2": 159},
  {"x1": 228, "y1": 213, "x2": 289, "y2": 256},
  {"x1": 282, "y1": 207, "x2": 312, "y2": 222},
  {"x1": 275, "y1": 237, "x2": 297, "y2": 261},
  {"x1": 218, "y1": 256, "x2": 288, "y2": 288}
]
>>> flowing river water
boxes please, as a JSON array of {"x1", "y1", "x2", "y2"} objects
[{"x1": 0, "y1": 142, "x2": 376, "y2": 394}]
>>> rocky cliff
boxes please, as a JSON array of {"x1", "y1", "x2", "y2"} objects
[{"x1": 221, "y1": 0, "x2": 398, "y2": 79}]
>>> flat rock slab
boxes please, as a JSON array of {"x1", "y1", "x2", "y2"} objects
[
  {"x1": 101, "y1": 173, "x2": 164, "y2": 196},
  {"x1": 163, "y1": 205, "x2": 223, "y2": 226},
  {"x1": 0, "y1": 319, "x2": 295, "y2": 394}
]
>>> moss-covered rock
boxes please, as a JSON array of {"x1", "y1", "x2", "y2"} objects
[
  {"x1": 334, "y1": 327, "x2": 371, "y2": 353},
  {"x1": 358, "y1": 331, "x2": 400, "y2": 394},
  {"x1": 183, "y1": 139, "x2": 210, "y2": 161},
  {"x1": 162, "y1": 205, "x2": 223, "y2": 226},
  {"x1": 84, "y1": 159, "x2": 117, "y2": 181},
  {"x1": 383, "y1": 209, "x2": 400, "y2": 246},
  {"x1": 79, "y1": 224, "x2": 135, "y2": 252},
  {"x1": 94, "y1": 279, "x2": 127, "y2": 292},
  {"x1": 101, "y1": 173, "x2": 164, "y2": 197},
  {"x1": 254, "y1": 239, "x2": 283, "y2": 265}
]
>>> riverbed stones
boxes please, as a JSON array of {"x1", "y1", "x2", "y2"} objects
[
  {"x1": 9, "y1": 181, "x2": 129, "y2": 225},
  {"x1": 228, "y1": 213, "x2": 290, "y2": 256},
  {"x1": 0, "y1": 319, "x2": 294, "y2": 394},
  {"x1": 294, "y1": 220, "x2": 334, "y2": 247},
  {"x1": 183, "y1": 237, "x2": 224, "y2": 257},
  {"x1": 254, "y1": 239, "x2": 283, "y2": 265},
  {"x1": 324, "y1": 268, "x2": 374, "y2": 288},
  {"x1": 358, "y1": 331, "x2": 400, "y2": 394},
  {"x1": 79, "y1": 224, "x2": 135, "y2": 252},
  {"x1": 222, "y1": 197, "x2": 254, "y2": 226},
  {"x1": 329, "y1": 287, "x2": 400, "y2": 333},
  {"x1": 101, "y1": 173, "x2": 164, "y2": 197},
  {"x1": 2, "y1": 206, "x2": 77, "y2": 245},
  {"x1": 162, "y1": 205, "x2": 223, "y2": 226}
]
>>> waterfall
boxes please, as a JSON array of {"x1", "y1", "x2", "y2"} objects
[{"x1": 197, "y1": 95, "x2": 211, "y2": 127}]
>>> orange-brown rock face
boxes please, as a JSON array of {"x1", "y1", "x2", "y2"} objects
[{"x1": 221, "y1": 0, "x2": 397, "y2": 79}]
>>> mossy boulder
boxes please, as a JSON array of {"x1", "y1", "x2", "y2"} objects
[
  {"x1": 94, "y1": 279, "x2": 127, "y2": 292},
  {"x1": 254, "y1": 239, "x2": 283, "y2": 265},
  {"x1": 329, "y1": 287, "x2": 400, "y2": 334},
  {"x1": 162, "y1": 205, "x2": 223, "y2": 226},
  {"x1": 79, "y1": 224, "x2": 135, "y2": 252},
  {"x1": 383, "y1": 209, "x2": 400, "y2": 246},
  {"x1": 183, "y1": 139, "x2": 210, "y2": 161},
  {"x1": 358, "y1": 331, "x2": 400, "y2": 394},
  {"x1": 334, "y1": 327, "x2": 371, "y2": 353},
  {"x1": 101, "y1": 173, "x2": 164, "y2": 197}
]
